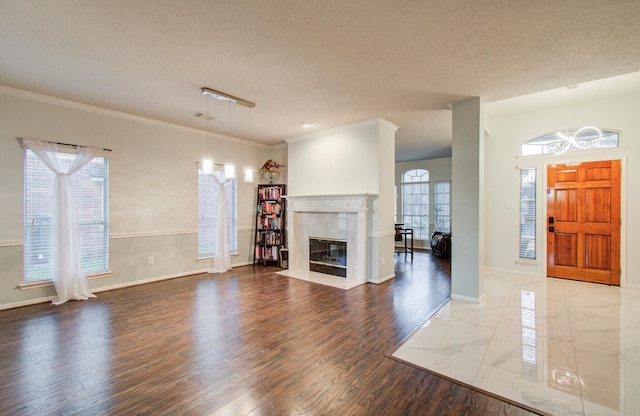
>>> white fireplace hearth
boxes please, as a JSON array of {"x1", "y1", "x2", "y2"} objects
[{"x1": 276, "y1": 194, "x2": 376, "y2": 289}]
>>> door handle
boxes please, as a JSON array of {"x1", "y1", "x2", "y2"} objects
[
  {"x1": 549, "y1": 217, "x2": 554, "y2": 224},
  {"x1": 549, "y1": 226, "x2": 555, "y2": 232}
]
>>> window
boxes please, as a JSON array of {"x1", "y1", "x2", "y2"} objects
[
  {"x1": 24, "y1": 150, "x2": 109, "y2": 282},
  {"x1": 521, "y1": 129, "x2": 619, "y2": 156},
  {"x1": 198, "y1": 167, "x2": 237, "y2": 258},
  {"x1": 401, "y1": 169, "x2": 429, "y2": 239},
  {"x1": 435, "y1": 182, "x2": 451, "y2": 233},
  {"x1": 519, "y1": 168, "x2": 536, "y2": 260}
]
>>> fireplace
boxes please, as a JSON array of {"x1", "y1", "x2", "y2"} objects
[
  {"x1": 309, "y1": 238, "x2": 347, "y2": 277},
  {"x1": 277, "y1": 193, "x2": 375, "y2": 287}
]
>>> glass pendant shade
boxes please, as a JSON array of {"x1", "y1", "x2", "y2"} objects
[
  {"x1": 202, "y1": 158, "x2": 213, "y2": 174},
  {"x1": 224, "y1": 163, "x2": 236, "y2": 179},
  {"x1": 244, "y1": 168, "x2": 254, "y2": 183}
]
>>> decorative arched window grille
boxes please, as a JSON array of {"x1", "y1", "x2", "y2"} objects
[{"x1": 521, "y1": 128, "x2": 619, "y2": 156}]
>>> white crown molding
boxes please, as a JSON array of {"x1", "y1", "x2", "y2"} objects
[
  {"x1": 0, "y1": 85, "x2": 271, "y2": 149},
  {"x1": 285, "y1": 118, "x2": 398, "y2": 144}
]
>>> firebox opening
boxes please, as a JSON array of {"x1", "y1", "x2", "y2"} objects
[{"x1": 309, "y1": 237, "x2": 347, "y2": 278}]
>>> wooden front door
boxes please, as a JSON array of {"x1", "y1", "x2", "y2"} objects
[{"x1": 547, "y1": 160, "x2": 621, "y2": 285}]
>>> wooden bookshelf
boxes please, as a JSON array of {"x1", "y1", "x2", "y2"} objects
[{"x1": 254, "y1": 184, "x2": 286, "y2": 266}]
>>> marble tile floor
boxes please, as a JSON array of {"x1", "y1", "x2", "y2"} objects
[{"x1": 392, "y1": 271, "x2": 640, "y2": 416}]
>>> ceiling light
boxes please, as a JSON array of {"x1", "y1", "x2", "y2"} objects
[
  {"x1": 201, "y1": 159, "x2": 213, "y2": 174},
  {"x1": 201, "y1": 92, "x2": 213, "y2": 174},
  {"x1": 554, "y1": 127, "x2": 603, "y2": 155},
  {"x1": 301, "y1": 122, "x2": 313, "y2": 128},
  {"x1": 554, "y1": 85, "x2": 602, "y2": 154},
  {"x1": 201, "y1": 87, "x2": 255, "y2": 108},
  {"x1": 224, "y1": 163, "x2": 236, "y2": 179}
]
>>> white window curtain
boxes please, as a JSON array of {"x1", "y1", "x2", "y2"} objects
[
  {"x1": 208, "y1": 171, "x2": 232, "y2": 273},
  {"x1": 22, "y1": 138, "x2": 103, "y2": 305}
]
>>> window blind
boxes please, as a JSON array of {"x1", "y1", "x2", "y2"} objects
[
  {"x1": 197, "y1": 168, "x2": 237, "y2": 258},
  {"x1": 519, "y1": 168, "x2": 537, "y2": 260},
  {"x1": 435, "y1": 182, "x2": 451, "y2": 233}
]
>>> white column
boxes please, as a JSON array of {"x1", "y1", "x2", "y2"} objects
[{"x1": 451, "y1": 97, "x2": 485, "y2": 302}]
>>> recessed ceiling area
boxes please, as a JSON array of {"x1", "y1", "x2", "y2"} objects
[{"x1": 1, "y1": 1, "x2": 639, "y2": 162}]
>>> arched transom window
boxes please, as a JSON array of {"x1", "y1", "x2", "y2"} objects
[{"x1": 522, "y1": 128, "x2": 619, "y2": 156}]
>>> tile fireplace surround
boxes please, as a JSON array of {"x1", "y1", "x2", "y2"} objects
[{"x1": 277, "y1": 194, "x2": 375, "y2": 289}]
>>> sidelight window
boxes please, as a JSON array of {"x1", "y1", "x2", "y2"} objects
[
  {"x1": 434, "y1": 182, "x2": 451, "y2": 233},
  {"x1": 519, "y1": 168, "x2": 537, "y2": 260}
]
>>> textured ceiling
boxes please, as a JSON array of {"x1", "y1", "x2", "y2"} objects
[{"x1": 1, "y1": 0, "x2": 639, "y2": 161}]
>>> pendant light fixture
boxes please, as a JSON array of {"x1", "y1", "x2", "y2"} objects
[
  {"x1": 201, "y1": 87, "x2": 255, "y2": 108},
  {"x1": 554, "y1": 85, "x2": 602, "y2": 155},
  {"x1": 244, "y1": 167, "x2": 254, "y2": 183},
  {"x1": 202, "y1": 91, "x2": 213, "y2": 174},
  {"x1": 244, "y1": 104, "x2": 254, "y2": 182},
  {"x1": 200, "y1": 86, "x2": 256, "y2": 179},
  {"x1": 223, "y1": 101, "x2": 236, "y2": 180}
]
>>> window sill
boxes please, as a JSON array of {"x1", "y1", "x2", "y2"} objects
[
  {"x1": 515, "y1": 259, "x2": 539, "y2": 267},
  {"x1": 19, "y1": 271, "x2": 112, "y2": 290},
  {"x1": 196, "y1": 251, "x2": 239, "y2": 262}
]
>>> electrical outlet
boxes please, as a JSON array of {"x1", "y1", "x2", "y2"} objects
[
  {"x1": 148, "y1": 256, "x2": 154, "y2": 265},
  {"x1": 381, "y1": 256, "x2": 386, "y2": 265}
]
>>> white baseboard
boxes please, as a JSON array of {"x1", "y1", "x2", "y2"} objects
[
  {"x1": 370, "y1": 273, "x2": 396, "y2": 284},
  {"x1": 0, "y1": 295, "x2": 57, "y2": 311},
  {"x1": 451, "y1": 291, "x2": 486, "y2": 304},
  {"x1": 92, "y1": 269, "x2": 209, "y2": 294},
  {"x1": 484, "y1": 267, "x2": 543, "y2": 278},
  {"x1": 1, "y1": 262, "x2": 255, "y2": 311}
]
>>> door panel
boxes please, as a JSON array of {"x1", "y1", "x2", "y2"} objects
[
  {"x1": 554, "y1": 233, "x2": 578, "y2": 267},
  {"x1": 556, "y1": 168, "x2": 578, "y2": 182},
  {"x1": 555, "y1": 189, "x2": 578, "y2": 222},
  {"x1": 585, "y1": 188, "x2": 610, "y2": 223},
  {"x1": 585, "y1": 167, "x2": 611, "y2": 181},
  {"x1": 547, "y1": 160, "x2": 620, "y2": 285},
  {"x1": 585, "y1": 234, "x2": 611, "y2": 270}
]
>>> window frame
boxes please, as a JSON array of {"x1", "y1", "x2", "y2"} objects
[
  {"x1": 519, "y1": 168, "x2": 537, "y2": 260},
  {"x1": 197, "y1": 166, "x2": 238, "y2": 259},
  {"x1": 434, "y1": 181, "x2": 451, "y2": 233},
  {"x1": 521, "y1": 129, "x2": 619, "y2": 156},
  {"x1": 23, "y1": 148, "x2": 110, "y2": 283},
  {"x1": 401, "y1": 168, "x2": 430, "y2": 240}
]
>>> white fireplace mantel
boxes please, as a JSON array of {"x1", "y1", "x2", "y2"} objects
[
  {"x1": 279, "y1": 193, "x2": 377, "y2": 288},
  {"x1": 283, "y1": 193, "x2": 376, "y2": 212}
]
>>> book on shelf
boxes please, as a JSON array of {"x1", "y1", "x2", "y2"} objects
[{"x1": 258, "y1": 186, "x2": 281, "y2": 200}]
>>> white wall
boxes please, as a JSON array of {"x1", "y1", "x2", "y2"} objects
[
  {"x1": 395, "y1": 157, "x2": 452, "y2": 248},
  {"x1": 485, "y1": 92, "x2": 640, "y2": 287},
  {"x1": 0, "y1": 88, "x2": 282, "y2": 308},
  {"x1": 286, "y1": 120, "x2": 382, "y2": 196}
]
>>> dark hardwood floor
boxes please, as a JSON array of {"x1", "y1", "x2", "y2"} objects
[{"x1": 0, "y1": 252, "x2": 537, "y2": 415}]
